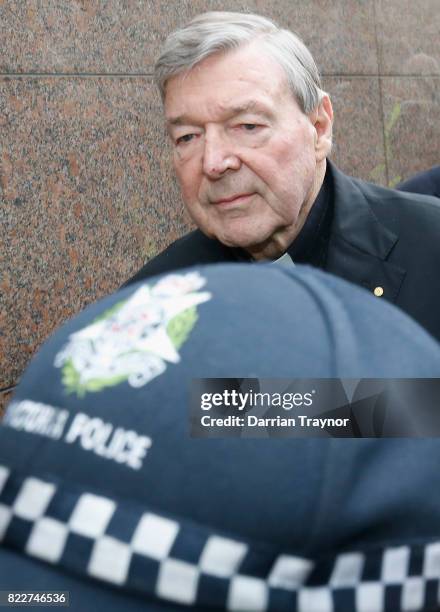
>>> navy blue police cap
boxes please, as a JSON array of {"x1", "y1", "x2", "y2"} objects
[{"x1": 1, "y1": 263, "x2": 440, "y2": 611}]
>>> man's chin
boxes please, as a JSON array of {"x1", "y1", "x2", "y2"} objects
[
  {"x1": 200, "y1": 220, "x2": 279, "y2": 252},
  {"x1": 211, "y1": 230, "x2": 271, "y2": 252},
  {"x1": 206, "y1": 224, "x2": 295, "y2": 261}
]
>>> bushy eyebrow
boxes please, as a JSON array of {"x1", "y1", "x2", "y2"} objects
[
  {"x1": 166, "y1": 100, "x2": 274, "y2": 127},
  {"x1": 229, "y1": 101, "x2": 273, "y2": 118}
]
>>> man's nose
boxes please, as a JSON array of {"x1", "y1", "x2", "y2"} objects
[{"x1": 202, "y1": 131, "x2": 241, "y2": 178}]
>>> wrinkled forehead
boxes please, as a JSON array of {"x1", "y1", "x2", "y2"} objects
[{"x1": 163, "y1": 42, "x2": 293, "y2": 114}]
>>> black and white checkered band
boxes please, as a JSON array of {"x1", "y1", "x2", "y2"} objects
[{"x1": 1, "y1": 464, "x2": 440, "y2": 611}]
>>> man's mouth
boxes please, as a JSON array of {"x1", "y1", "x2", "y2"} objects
[{"x1": 212, "y1": 193, "x2": 255, "y2": 206}]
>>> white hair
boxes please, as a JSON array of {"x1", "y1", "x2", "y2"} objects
[{"x1": 154, "y1": 11, "x2": 326, "y2": 114}]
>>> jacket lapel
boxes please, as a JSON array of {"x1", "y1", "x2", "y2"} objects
[{"x1": 326, "y1": 163, "x2": 406, "y2": 304}]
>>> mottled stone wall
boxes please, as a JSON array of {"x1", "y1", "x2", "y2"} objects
[{"x1": 1, "y1": 0, "x2": 439, "y2": 412}]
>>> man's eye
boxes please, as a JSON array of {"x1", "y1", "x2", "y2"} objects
[
  {"x1": 241, "y1": 124, "x2": 258, "y2": 131},
  {"x1": 176, "y1": 134, "x2": 195, "y2": 145}
]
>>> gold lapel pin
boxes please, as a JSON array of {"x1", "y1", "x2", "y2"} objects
[{"x1": 374, "y1": 286, "x2": 384, "y2": 297}]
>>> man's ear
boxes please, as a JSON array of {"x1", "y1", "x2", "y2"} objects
[{"x1": 309, "y1": 94, "x2": 333, "y2": 162}]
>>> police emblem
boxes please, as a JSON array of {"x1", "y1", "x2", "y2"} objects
[{"x1": 54, "y1": 272, "x2": 211, "y2": 396}]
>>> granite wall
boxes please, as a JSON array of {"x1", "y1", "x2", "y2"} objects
[{"x1": 1, "y1": 0, "x2": 439, "y2": 413}]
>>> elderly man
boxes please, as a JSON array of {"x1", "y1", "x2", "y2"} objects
[{"x1": 126, "y1": 11, "x2": 440, "y2": 343}]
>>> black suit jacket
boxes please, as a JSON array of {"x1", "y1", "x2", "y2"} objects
[{"x1": 125, "y1": 162, "x2": 440, "y2": 342}]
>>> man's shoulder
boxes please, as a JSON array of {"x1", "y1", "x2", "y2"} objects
[
  {"x1": 397, "y1": 166, "x2": 440, "y2": 198},
  {"x1": 357, "y1": 175, "x2": 440, "y2": 231},
  {"x1": 332, "y1": 163, "x2": 440, "y2": 229},
  {"x1": 123, "y1": 229, "x2": 236, "y2": 286},
  {"x1": 356, "y1": 174, "x2": 440, "y2": 208}
]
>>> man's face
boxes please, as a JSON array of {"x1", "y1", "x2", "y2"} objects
[{"x1": 165, "y1": 43, "x2": 332, "y2": 259}]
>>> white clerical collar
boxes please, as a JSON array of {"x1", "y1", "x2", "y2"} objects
[{"x1": 272, "y1": 252, "x2": 295, "y2": 267}]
